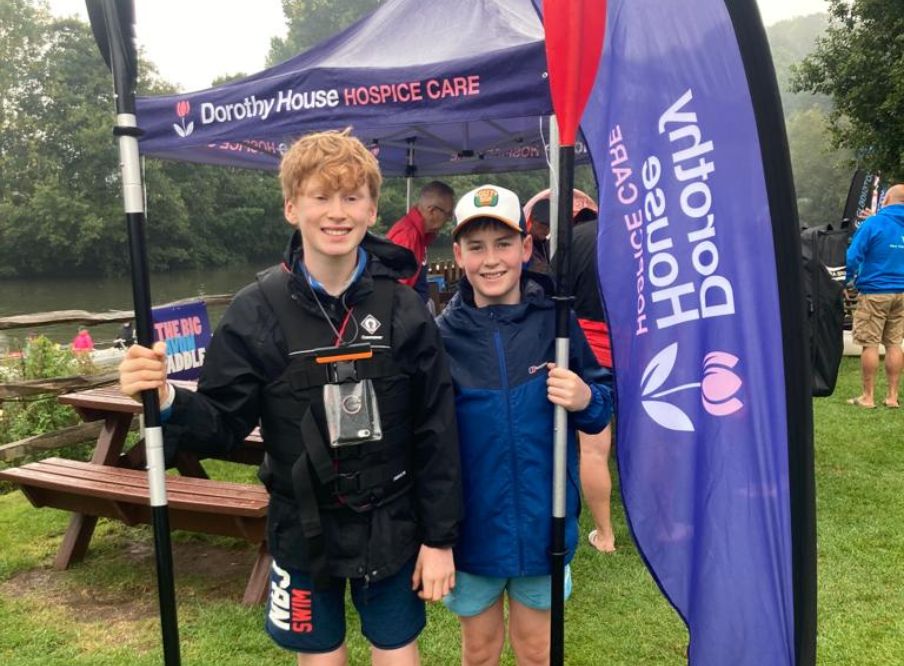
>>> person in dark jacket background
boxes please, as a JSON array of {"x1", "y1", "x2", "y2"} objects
[
  {"x1": 553, "y1": 209, "x2": 618, "y2": 553},
  {"x1": 525, "y1": 198, "x2": 551, "y2": 274},
  {"x1": 437, "y1": 184, "x2": 612, "y2": 666},
  {"x1": 845, "y1": 184, "x2": 904, "y2": 409},
  {"x1": 119, "y1": 130, "x2": 461, "y2": 666}
]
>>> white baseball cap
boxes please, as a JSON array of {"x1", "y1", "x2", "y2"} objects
[{"x1": 452, "y1": 185, "x2": 526, "y2": 239}]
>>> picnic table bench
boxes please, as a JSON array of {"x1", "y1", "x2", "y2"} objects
[
  {"x1": 0, "y1": 383, "x2": 272, "y2": 605},
  {"x1": 1, "y1": 458, "x2": 268, "y2": 541}
]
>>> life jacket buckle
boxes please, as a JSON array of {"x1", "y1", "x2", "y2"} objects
[{"x1": 329, "y1": 360, "x2": 358, "y2": 384}]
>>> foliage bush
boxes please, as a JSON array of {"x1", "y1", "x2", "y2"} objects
[
  {"x1": 0, "y1": 336, "x2": 94, "y2": 492},
  {"x1": 792, "y1": 0, "x2": 904, "y2": 180}
]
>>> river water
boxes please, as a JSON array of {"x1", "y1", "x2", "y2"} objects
[
  {"x1": 0, "y1": 243, "x2": 456, "y2": 353},
  {"x1": 0, "y1": 263, "x2": 271, "y2": 353}
]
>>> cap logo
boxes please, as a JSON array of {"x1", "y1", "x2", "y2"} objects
[{"x1": 474, "y1": 188, "x2": 499, "y2": 208}]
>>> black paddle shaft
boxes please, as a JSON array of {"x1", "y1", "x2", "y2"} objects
[
  {"x1": 550, "y1": 144, "x2": 576, "y2": 666},
  {"x1": 87, "y1": 1, "x2": 180, "y2": 662}
]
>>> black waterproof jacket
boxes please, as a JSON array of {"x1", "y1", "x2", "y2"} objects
[{"x1": 163, "y1": 231, "x2": 461, "y2": 581}]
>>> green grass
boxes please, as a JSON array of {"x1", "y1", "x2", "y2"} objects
[
  {"x1": 811, "y1": 358, "x2": 904, "y2": 664},
  {"x1": 1, "y1": 358, "x2": 902, "y2": 664}
]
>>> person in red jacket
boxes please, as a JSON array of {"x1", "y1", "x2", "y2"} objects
[
  {"x1": 70, "y1": 327, "x2": 94, "y2": 353},
  {"x1": 387, "y1": 181, "x2": 455, "y2": 302}
]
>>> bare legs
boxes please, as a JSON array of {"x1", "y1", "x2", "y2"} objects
[
  {"x1": 296, "y1": 641, "x2": 419, "y2": 666},
  {"x1": 884, "y1": 344, "x2": 902, "y2": 407},
  {"x1": 857, "y1": 345, "x2": 880, "y2": 407},
  {"x1": 856, "y1": 343, "x2": 902, "y2": 407},
  {"x1": 579, "y1": 425, "x2": 615, "y2": 552},
  {"x1": 459, "y1": 598, "x2": 550, "y2": 666},
  {"x1": 297, "y1": 646, "x2": 347, "y2": 666},
  {"x1": 507, "y1": 601, "x2": 551, "y2": 666},
  {"x1": 460, "y1": 599, "x2": 505, "y2": 666}
]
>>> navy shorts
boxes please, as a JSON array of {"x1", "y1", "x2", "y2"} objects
[{"x1": 264, "y1": 557, "x2": 425, "y2": 653}]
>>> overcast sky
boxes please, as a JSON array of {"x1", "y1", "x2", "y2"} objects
[{"x1": 48, "y1": 0, "x2": 831, "y2": 92}]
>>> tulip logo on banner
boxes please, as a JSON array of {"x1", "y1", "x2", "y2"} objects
[
  {"x1": 640, "y1": 344, "x2": 744, "y2": 431},
  {"x1": 173, "y1": 100, "x2": 194, "y2": 137}
]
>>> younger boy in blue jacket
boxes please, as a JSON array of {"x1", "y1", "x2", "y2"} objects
[{"x1": 436, "y1": 185, "x2": 613, "y2": 665}]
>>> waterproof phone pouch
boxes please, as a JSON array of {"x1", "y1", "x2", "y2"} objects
[
  {"x1": 323, "y1": 379, "x2": 382, "y2": 447},
  {"x1": 303, "y1": 343, "x2": 383, "y2": 448}
]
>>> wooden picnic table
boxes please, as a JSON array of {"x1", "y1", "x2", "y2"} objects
[
  {"x1": 57, "y1": 381, "x2": 265, "y2": 473},
  {"x1": 3, "y1": 381, "x2": 272, "y2": 605}
]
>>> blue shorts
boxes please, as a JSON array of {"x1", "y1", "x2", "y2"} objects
[
  {"x1": 264, "y1": 557, "x2": 425, "y2": 653},
  {"x1": 443, "y1": 567, "x2": 573, "y2": 617}
]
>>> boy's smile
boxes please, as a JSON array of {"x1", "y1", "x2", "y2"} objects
[{"x1": 454, "y1": 225, "x2": 532, "y2": 307}]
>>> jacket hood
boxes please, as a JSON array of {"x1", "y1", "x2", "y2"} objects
[
  {"x1": 282, "y1": 230, "x2": 418, "y2": 280},
  {"x1": 878, "y1": 203, "x2": 904, "y2": 228}
]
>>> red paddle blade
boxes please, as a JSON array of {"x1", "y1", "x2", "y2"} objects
[{"x1": 542, "y1": 0, "x2": 607, "y2": 145}]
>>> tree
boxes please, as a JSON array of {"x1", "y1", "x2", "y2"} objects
[
  {"x1": 267, "y1": 0, "x2": 382, "y2": 65},
  {"x1": 786, "y1": 108, "x2": 853, "y2": 227},
  {"x1": 0, "y1": 5, "x2": 123, "y2": 276},
  {"x1": 155, "y1": 162, "x2": 286, "y2": 268},
  {"x1": 765, "y1": 13, "x2": 832, "y2": 116},
  {"x1": 792, "y1": 0, "x2": 904, "y2": 180},
  {"x1": 0, "y1": 1, "x2": 288, "y2": 277}
]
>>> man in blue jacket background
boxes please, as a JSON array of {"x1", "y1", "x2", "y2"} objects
[{"x1": 845, "y1": 184, "x2": 904, "y2": 408}]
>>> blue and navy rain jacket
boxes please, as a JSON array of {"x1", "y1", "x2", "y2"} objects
[{"x1": 436, "y1": 275, "x2": 613, "y2": 577}]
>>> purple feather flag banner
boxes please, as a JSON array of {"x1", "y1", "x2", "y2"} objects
[{"x1": 573, "y1": 0, "x2": 813, "y2": 663}]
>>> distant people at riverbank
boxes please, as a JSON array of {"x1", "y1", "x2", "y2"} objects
[
  {"x1": 70, "y1": 327, "x2": 94, "y2": 353},
  {"x1": 114, "y1": 321, "x2": 135, "y2": 349},
  {"x1": 387, "y1": 181, "x2": 455, "y2": 303}
]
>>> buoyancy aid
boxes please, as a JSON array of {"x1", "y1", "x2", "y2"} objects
[{"x1": 256, "y1": 266, "x2": 415, "y2": 586}]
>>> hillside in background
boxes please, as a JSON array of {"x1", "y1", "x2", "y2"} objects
[
  {"x1": 764, "y1": 13, "x2": 854, "y2": 227},
  {"x1": 766, "y1": 13, "x2": 832, "y2": 116}
]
